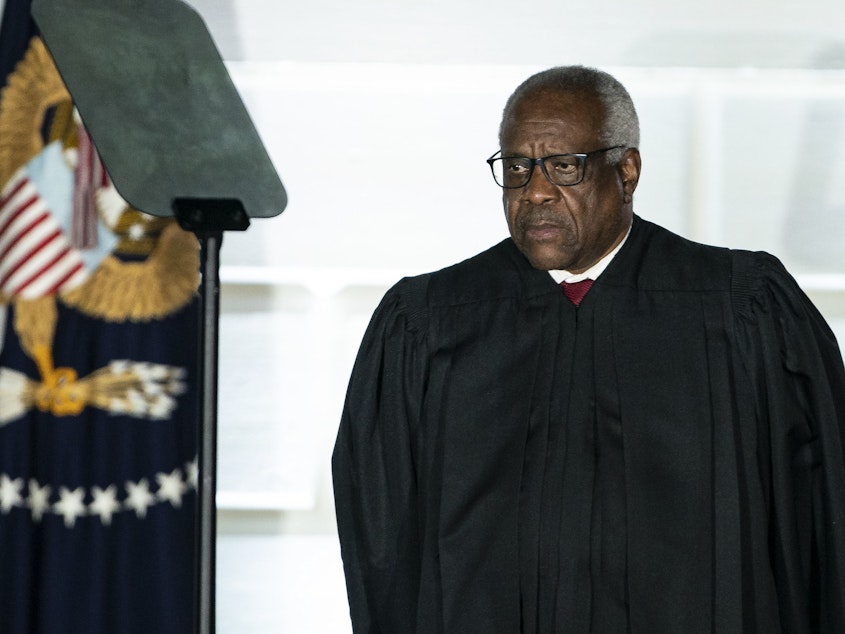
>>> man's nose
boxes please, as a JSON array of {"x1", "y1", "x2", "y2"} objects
[{"x1": 521, "y1": 162, "x2": 559, "y2": 202}]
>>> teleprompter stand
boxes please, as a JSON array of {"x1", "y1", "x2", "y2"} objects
[
  {"x1": 32, "y1": 2, "x2": 287, "y2": 632},
  {"x1": 171, "y1": 197, "x2": 251, "y2": 634}
]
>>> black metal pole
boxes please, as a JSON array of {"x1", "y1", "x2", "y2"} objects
[
  {"x1": 172, "y1": 198, "x2": 250, "y2": 634},
  {"x1": 196, "y1": 230, "x2": 221, "y2": 634}
]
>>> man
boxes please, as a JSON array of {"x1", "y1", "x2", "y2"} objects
[{"x1": 332, "y1": 66, "x2": 845, "y2": 632}]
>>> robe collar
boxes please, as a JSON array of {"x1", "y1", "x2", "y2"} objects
[
  {"x1": 500, "y1": 215, "x2": 644, "y2": 299},
  {"x1": 547, "y1": 222, "x2": 632, "y2": 285}
]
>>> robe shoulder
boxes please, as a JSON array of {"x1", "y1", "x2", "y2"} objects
[
  {"x1": 731, "y1": 247, "x2": 824, "y2": 316},
  {"x1": 619, "y1": 217, "x2": 734, "y2": 291},
  {"x1": 604, "y1": 220, "x2": 845, "y2": 408},
  {"x1": 623, "y1": 219, "x2": 836, "y2": 342}
]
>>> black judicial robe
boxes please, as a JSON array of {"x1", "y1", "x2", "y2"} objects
[{"x1": 332, "y1": 215, "x2": 845, "y2": 633}]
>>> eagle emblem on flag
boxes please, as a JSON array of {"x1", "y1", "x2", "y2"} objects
[{"x1": 0, "y1": 37, "x2": 199, "y2": 426}]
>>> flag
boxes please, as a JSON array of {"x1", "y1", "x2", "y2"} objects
[{"x1": 0, "y1": 1, "x2": 200, "y2": 631}]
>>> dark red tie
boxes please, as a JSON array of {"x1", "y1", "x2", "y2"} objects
[{"x1": 560, "y1": 279, "x2": 593, "y2": 306}]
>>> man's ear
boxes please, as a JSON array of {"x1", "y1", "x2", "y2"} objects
[{"x1": 619, "y1": 147, "x2": 642, "y2": 200}]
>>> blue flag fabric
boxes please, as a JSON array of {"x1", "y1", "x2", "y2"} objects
[
  {"x1": 0, "y1": 1, "x2": 199, "y2": 631},
  {"x1": 0, "y1": 0, "x2": 37, "y2": 81}
]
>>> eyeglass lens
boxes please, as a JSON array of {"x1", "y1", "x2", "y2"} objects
[{"x1": 491, "y1": 154, "x2": 584, "y2": 188}]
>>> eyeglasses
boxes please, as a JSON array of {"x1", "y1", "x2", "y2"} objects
[{"x1": 486, "y1": 145, "x2": 625, "y2": 188}]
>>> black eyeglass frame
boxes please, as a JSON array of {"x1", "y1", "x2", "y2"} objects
[{"x1": 486, "y1": 145, "x2": 626, "y2": 189}]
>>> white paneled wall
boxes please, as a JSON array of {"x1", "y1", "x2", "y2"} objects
[{"x1": 214, "y1": 62, "x2": 845, "y2": 632}]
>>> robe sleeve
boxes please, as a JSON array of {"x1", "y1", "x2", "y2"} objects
[
  {"x1": 733, "y1": 251, "x2": 845, "y2": 632},
  {"x1": 332, "y1": 279, "x2": 428, "y2": 633}
]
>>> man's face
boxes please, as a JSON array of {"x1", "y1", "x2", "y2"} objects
[{"x1": 500, "y1": 89, "x2": 639, "y2": 272}]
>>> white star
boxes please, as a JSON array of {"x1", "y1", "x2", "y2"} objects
[
  {"x1": 54, "y1": 487, "x2": 86, "y2": 528},
  {"x1": 27, "y1": 479, "x2": 52, "y2": 522},
  {"x1": 89, "y1": 485, "x2": 121, "y2": 525},
  {"x1": 125, "y1": 479, "x2": 155, "y2": 518},
  {"x1": 184, "y1": 458, "x2": 199, "y2": 490},
  {"x1": 0, "y1": 474, "x2": 24, "y2": 513},
  {"x1": 156, "y1": 469, "x2": 187, "y2": 507}
]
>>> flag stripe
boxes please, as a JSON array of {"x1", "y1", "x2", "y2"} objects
[
  {"x1": 33, "y1": 260, "x2": 87, "y2": 297},
  {"x1": 0, "y1": 208, "x2": 58, "y2": 262},
  {"x1": 15, "y1": 246, "x2": 82, "y2": 296},
  {"x1": 0, "y1": 192, "x2": 40, "y2": 241},
  {"x1": 0, "y1": 168, "x2": 89, "y2": 296},
  {"x1": 0, "y1": 208, "x2": 52, "y2": 262},
  {"x1": 0, "y1": 172, "x2": 29, "y2": 209},
  {"x1": 0, "y1": 226, "x2": 64, "y2": 288}
]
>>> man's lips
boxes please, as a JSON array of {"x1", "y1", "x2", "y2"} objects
[
  {"x1": 523, "y1": 222, "x2": 566, "y2": 241},
  {"x1": 515, "y1": 206, "x2": 576, "y2": 245}
]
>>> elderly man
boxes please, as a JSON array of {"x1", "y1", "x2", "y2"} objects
[{"x1": 333, "y1": 66, "x2": 845, "y2": 632}]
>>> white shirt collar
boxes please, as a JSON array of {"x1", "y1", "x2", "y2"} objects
[{"x1": 548, "y1": 224, "x2": 631, "y2": 284}]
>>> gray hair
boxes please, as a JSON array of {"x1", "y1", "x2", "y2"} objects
[{"x1": 499, "y1": 66, "x2": 640, "y2": 160}]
